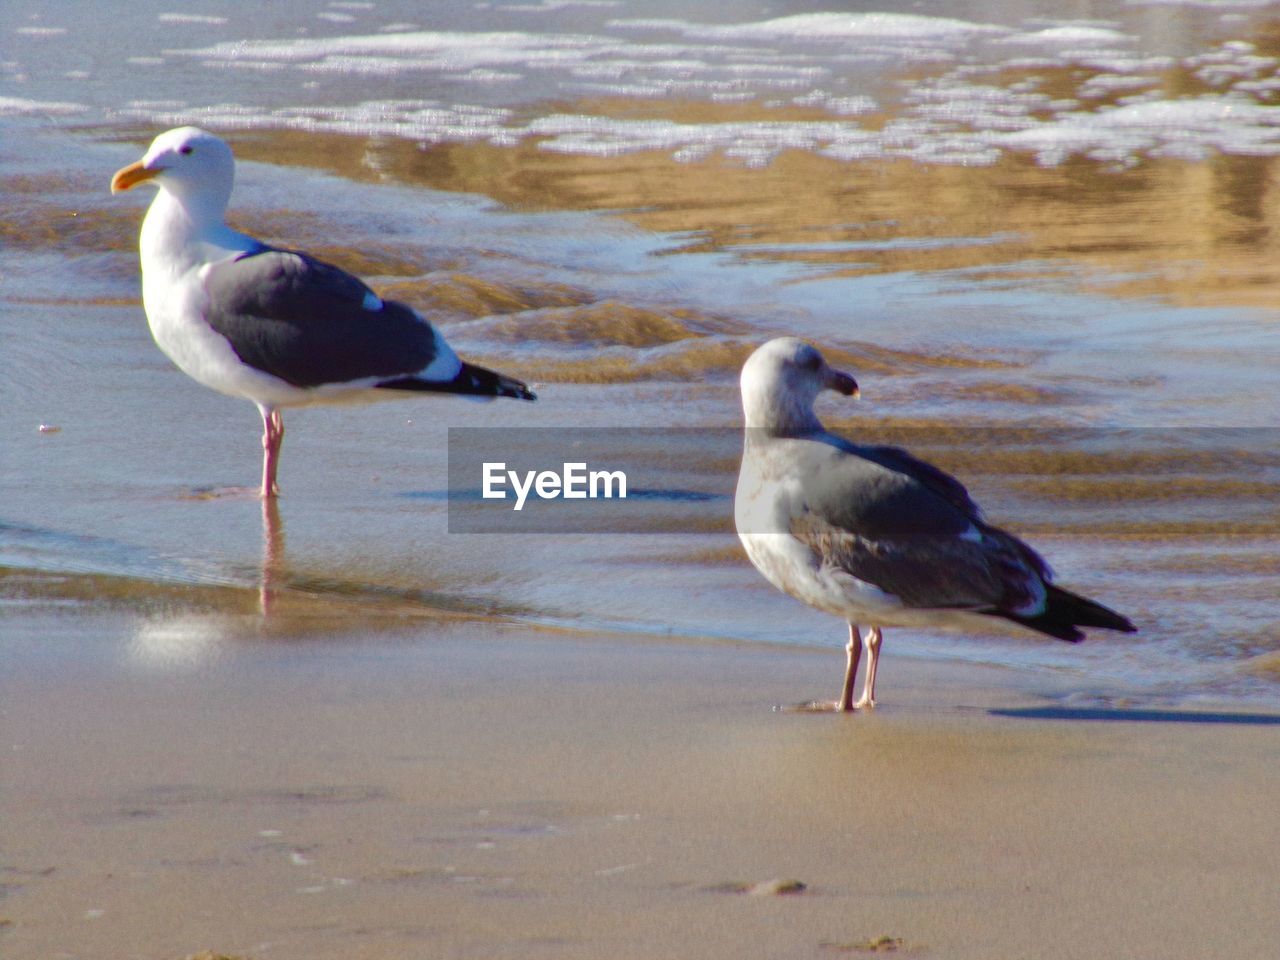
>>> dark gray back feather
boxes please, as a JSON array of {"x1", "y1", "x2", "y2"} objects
[
  {"x1": 791, "y1": 511, "x2": 1044, "y2": 611},
  {"x1": 751, "y1": 432, "x2": 1049, "y2": 613},
  {"x1": 202, "y1": 247, "x2": 437, "y2": 387},
  {"x1": 758, "y1": 434, "x2": 975, "y2": 539}
]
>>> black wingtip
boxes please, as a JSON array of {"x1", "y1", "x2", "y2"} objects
[
  {"x1": 996, "y1": 614, "x2": 1087, "y2": 643},
  {"x1": 991, "y1": 585, "x2": 1135, "y2": 643},
  {"x1": 481, "y1": 372, "x2": 536, "y2": 401},
  {"x1": 487, "y1": 370, "x2": 537, "y2": 402},
  {"x1": 377, "y1": 361, "x2": 537, "y2": 401}
]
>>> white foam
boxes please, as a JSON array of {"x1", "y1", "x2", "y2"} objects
[
  {"x1": 1075, "y1": 54, "x2": 1177, "y2": 73},
  {"x1": 176, "y1": 29, "x2": 606, "y2": 65},
  {"x1": 606, "y1": 19, "x2": 693, "y2": 32},
  {"x1": 1001, "y1": 26, "x2": 1132, "y2": 46},
  {"x1": 200, "y1": 59, "x2": 291, "y2": 73},
  {"x1": 128, "y1": 99, "x2": 189, "y2": 109},
  {"x1": 992, "y1": 96, "x2": 1280, "y2": 165},
  {"x1": 117, "y1": 99, "x2": 514, "y2": 145},
  {"x1": 663, "y1": 13, "x2": 1009, "y2": 42},
  {"x1": 466, "y1": 69, "x2": 523, "y2": 83},
  {"x1": 1127, "y1": 0, "x2": 1275, "y2": 6},
  {"x1": 137, "y1": 14, "x2": 1280, "y2": 169},
  {"x1": 0, "y1": 96, "x2": 85, "y2": 116},
  {"x1": 1235, "y1": 77, "x2": 1280, "y2": 94},
  {"x1": 157, "y1": 13, "x2": 228, "y2": 25},
  {"x1": 793, "y1": 92, "x2": 877, "y2": 116},
  {"x1": 527, "y1": 113, "x2": 856, "y2": 160},
  {"x1": 1196, "y1": 55, "x2": 1277, "y2": 85},
  {"x1": 1079, "y1": 74, "x2": 1159, "y2": 97},
  {"x1": 502, "y1": 0, "x2": 623, "y2": 9}
]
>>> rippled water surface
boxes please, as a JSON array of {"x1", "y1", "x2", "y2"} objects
[{"x1": 2, "y1": 0, "x2": 1277, "y2": 703}]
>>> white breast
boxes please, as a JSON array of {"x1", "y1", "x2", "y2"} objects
[
  {"x1": 736, "y1": 467, "x2": 904, "y2": 623},
  {"x1": 141, "y1": 262, "x2": 303, "y2": 409}
]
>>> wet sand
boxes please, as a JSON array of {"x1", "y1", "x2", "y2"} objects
[
  {"x1": 4, "y1": 604, "x2": 1278, "y2": 960},
  {"x1": 5, "y1": 7, "x2": 1280, "y2": 956}
]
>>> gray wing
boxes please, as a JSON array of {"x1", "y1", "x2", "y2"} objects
[
  {"x1": 782, "y1": 438, "x2": 1049, "y2": 612},
  {"x1": 202, "y1": 247, "x2": 437, "y2": 388},
  {"x1": 852, "y1": 442, "x2": 981, "y2": 520}
]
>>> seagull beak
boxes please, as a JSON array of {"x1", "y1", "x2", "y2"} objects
[
  {"x1": 110, "y1": 160, "x2": 161, "y2": 194},
  {"x1": 826, "y1": 369, "x2": 860, "y2": 399}
]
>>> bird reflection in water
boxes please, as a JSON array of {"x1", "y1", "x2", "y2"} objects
[
  {"x1": 259, "y1": 495, "x2": 285, "y2": 617},
  {"x1": 127, "y1": 496, "x2": 290, "y2": 670}
]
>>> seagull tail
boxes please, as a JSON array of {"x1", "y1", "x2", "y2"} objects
[
  {"x1": 377, "y1": 362, "x2": 536, "y2": 401},
  {"x1": 995, "y1": 585, "x2": 1136, "y2": 643},
  {"x1": 453, "y1": 361, "x2": 537, "y2": 401}
]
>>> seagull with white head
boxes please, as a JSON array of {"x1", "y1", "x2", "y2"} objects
[
  {"x1": 735, "y1": 337, "x2": 1135, "y2": 712},
  {"x1": 112, "y1": 126, "x2": 535, "y2": 498}
]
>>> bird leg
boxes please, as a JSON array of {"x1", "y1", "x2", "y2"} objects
[
  {"x1": 853, "y1": 626, "x2": 883, "y2": 709},
  {"x1": 785, "y1": 624, "x2": 871, "y2": 713},
  {"x1": 836, "y1": 623, "x2": 863, "y2": 712},
  {"x1": 259, "y1": 407, "x2": 284, "y2": 499}
]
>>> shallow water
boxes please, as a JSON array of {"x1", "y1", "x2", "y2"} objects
[{"x1": 1, "y1": 0, "x2": 1278, "y2": 704}]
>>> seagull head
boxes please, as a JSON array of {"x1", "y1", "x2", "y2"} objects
[
  {"x1": 111, "y1": 126, "x2": 236, "y2": 216},
  {"x1": 740, "y1": 337, "x2": 859, "y2": 435}
]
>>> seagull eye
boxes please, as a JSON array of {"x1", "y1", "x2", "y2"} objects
[
  {"x1": 802, "y1": 353, "x2": 821, "y2": 371},
  {"x1": 179, "y1": 145, "x2": 195, "y2": 155}
]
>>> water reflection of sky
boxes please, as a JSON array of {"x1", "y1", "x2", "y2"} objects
[{"x1": 7, "y1": 2, "x2": 1280, "y2": 167}]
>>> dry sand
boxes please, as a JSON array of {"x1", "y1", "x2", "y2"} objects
[{"x1": 3, "y1": 611, "x2": 1278, "y2": 960}]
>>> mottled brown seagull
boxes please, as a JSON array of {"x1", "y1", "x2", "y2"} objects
[{"x1": 734, "y1": 337, "x2": 1134, "y2": 712}]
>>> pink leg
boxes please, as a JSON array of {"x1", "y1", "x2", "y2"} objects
[
  {"x1": 854, "y1": 626, "x2": 883, "y2": 709},
  {"x1": 259, "y1": 407, "x2": 284, "y2": 499},
  {"x1": 837, "y1": 623, "x2": 863, "y2": 712}
]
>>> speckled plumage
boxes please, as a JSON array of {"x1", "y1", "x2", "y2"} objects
[{"x1": 735, "y1": 337, "x2": 1134, "y2": 711}]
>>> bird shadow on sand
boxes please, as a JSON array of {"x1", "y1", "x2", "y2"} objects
[{"x1": 990, "y1": 706, "x2": 1280, "y2": 726}]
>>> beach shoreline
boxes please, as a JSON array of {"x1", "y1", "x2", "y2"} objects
[
  {"x1": 4, "y1": 5, "x2": 1280, "y2": 956},
  {"x1": 4, "y1": 603, "x2": 1277, "y2": 960}
]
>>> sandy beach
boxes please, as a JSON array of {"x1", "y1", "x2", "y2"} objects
[
  {"x1": 4, "y1": 585, "x2": 1278, "y2": 960},
  {"x1": 5, "y1": 3, "x2": 1280, "y2": 957}
]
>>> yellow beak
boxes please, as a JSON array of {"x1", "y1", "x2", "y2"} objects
[{"x1": 110, "y1": 159, "x2": 161, "y2": 194}]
